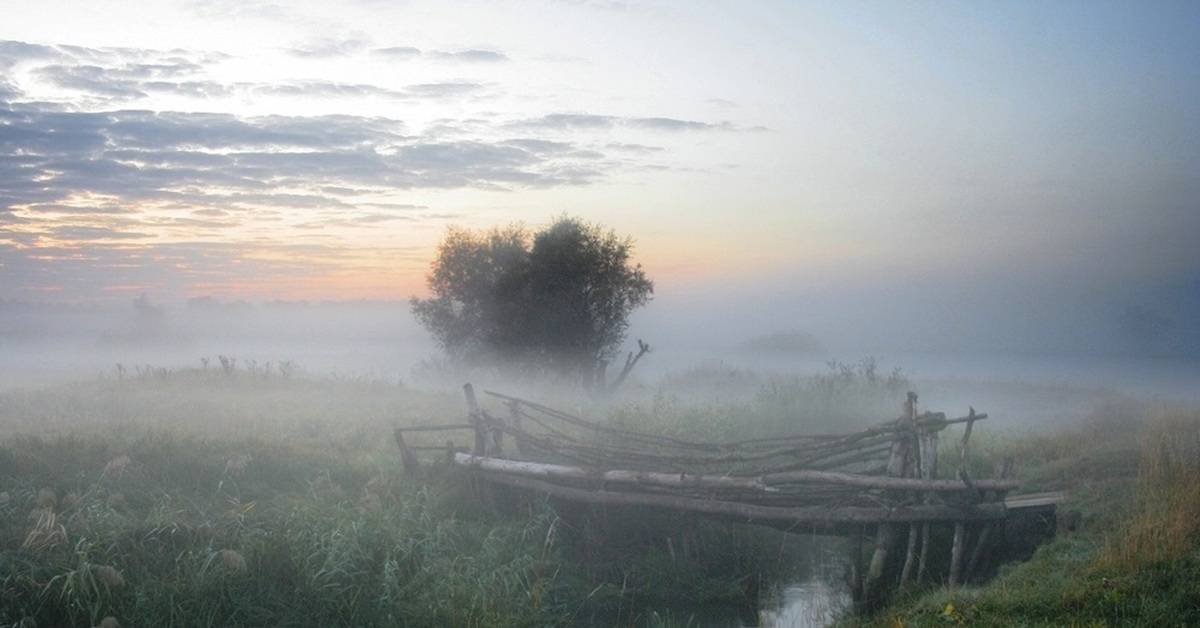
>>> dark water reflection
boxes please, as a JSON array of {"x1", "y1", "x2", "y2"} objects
[{"x1": 574, "y1": 539, "x2": 853, "y2": 628}]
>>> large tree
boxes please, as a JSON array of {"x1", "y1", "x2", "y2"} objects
[{"x1": 411, "y1": 215, "x2": 653, "y2": 393}]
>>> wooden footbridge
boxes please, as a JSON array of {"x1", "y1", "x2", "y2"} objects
[{"x1": 394, "y1": 384, "x2": 1060, "y2": 603}]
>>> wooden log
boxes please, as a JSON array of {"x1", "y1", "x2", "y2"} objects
[
  {"x1": 765, "y1": 470, "x2": 1017, "y2": 492},
  {"x1": 848, "y1": 526, "x2": 864, "y2": 600},
  {"x1": 963, "y1": 454, "x2": 1017, "y2": 582},
  {"x1": 393, "y1": 428, "x2": 420, "y2": 475},
  {"x1": 507, "y1": 401, "x2": 532, "y2": 458},
  {"x1": 463, "y1": 469, "x2": 1008, "y2": 525},
  {"x1": 864, "y1": 523, "x2": 899, "y2": 601},
  {"x1": 454, "y1": 453, "x2": 1020, "y2": 494},
  {"x1": 899, "y1": 523, "x2": 919, "y2": 586},
  {"x1": 949, "y1": 522, "x2": 966, "y2": 587},
  {"x1": 964, "y1": 522, "x2": 993, "y2": 583},
  {"x1": 917, "y1": 522, "x2": 930, "y2": 582},
  {"x1": 484, "y1": 389, "x2": 984, "y2": 456},
  {"x1": 957, "y1": 408, "x2": 980, "y2": 498},
  {"x1": 483, "y1": 410, "x2": 505, "y2": 456},
  {"x1": 862, "y1": 402, "x2": 913, "y2": 603},
  {"x1": 464, "y1": 383, "x2": 486, "y2": 456},
  {"x1": 456, "y1": 453, "x2": 775, "y2": 491}
]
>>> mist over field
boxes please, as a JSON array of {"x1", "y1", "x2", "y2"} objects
[
  {"x1": 4, "y1": 274, "x2": 1197, "y2": 424},
  {"x1": 3, "y1": 3, "x2": 1199, "y2": 625}
]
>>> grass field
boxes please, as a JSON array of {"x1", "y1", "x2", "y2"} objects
[
  {"x1": 1, "y1": 358, "x2": 1194, "y2": 626},
  {"x1": 841, "y1": 400, "x2": 1200, "y2": 628}
]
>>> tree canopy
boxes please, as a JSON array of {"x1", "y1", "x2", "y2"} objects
[{"x1": 411, "y1": 216, "x2": 653, "y2": 391}]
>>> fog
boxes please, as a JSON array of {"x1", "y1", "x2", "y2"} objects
[{"x1": 4, "y1": 279, "x2": 1197, "y2": 428}]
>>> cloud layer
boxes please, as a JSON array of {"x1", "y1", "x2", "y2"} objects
[{"x1": 0, "y1": 39, "x2": 736, "y2": 300}]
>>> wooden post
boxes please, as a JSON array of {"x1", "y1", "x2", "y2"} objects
[
  {"x1": 464, "y1": 383, "x2": 486, "y2": 456},
  {"x1": 964, "y1": 523, "x2": 993, "y2": 582},
  {"x1": 964, "y1": 456, "x2": 1014, "y2": 581},
  {"x1": 913, "y1": 412, "x2": 940, "y2": 585},
  {"x1": 917, "y1": 523, "x2": 931, "y2": 582},
  {"x1": 445, "y1": 439, "x2": 456, "y2": 466},
  {"x1": 863, "y1": 392, "x2": 916, "y2": 601},
  {"x1": 394, "y1": 428, "x2": 420, "y2": 475},
  {"x1": 487, "y1": 411, "x2": 505, "y2": 456},
  {"x1": 899, "y1": 523, "x2": 919, "y2": 586},
  {"x1": 949, "y1": 522, "x2": 966, "y2": 587},
  {"x1": 951, "y1": 407, "x2": 979, "y2": 586},
  {"x1": 508, "y1": 400, "x2": 530, "y2": 458},
  {"x1": 957, "y1": 407, "x2": 980, "y2": 499},
  {"x1": 848, "y1": 525, "x2": 864, "y2": 600}
]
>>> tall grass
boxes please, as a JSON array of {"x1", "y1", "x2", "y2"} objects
[
  {"x1": 1101, "y1": 404, "x2": 1200, "y2": 569},
  {"x1": 0, "y1": 432, "x2": 573, "y2": 626},
  {"x1": 845, "y1": 401, "x2": 1200, "y2": 627},
  {"x1": 0, "y1": 367, "x2": 572, "y2": 626}
]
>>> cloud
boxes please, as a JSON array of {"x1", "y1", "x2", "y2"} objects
[
  {"x1": 0, "y1": 77, "x2": 21, "y2": 100},
  {"x1": 626, "y1": 117, "x2": 731, "y2": 131},
  {"x1": 254, "y1": 81, "x2": 404, "y2": 99},
  {"x1": 508, "y1": 113, "x2": 733, "y2": 132},
  {"x1": 369, "y1": 46, "x2": 509, "y2": 63},
  {"x1": 373, "y1": 46, "x2": 422, "y2": 59},
  {"x1": 606, "y1": 142, "x2": 665, "y2": 154},
  {"x1": 288, "y1": 37, "x2": 371, "y2": 58},
  {"x1": 2, "y1": 41, "x2": 232, "y2": 106},
  {"x1": 429, "y1": 49, "x2": 509, "y2": 63},
  {"x1": 402, "y1": 81, "x2": 488, "y2": 99},
  {"x1": 0, "y1": 103, "x2": 616, "y2": 218},
  {"x1": 50, "y1": 225, "x2": 150, "y2": 240},
  {"x1": 38, "y1": 65, "x2": 149, "y2": 99},
  {"x1": 508, "y1": 113, "x2": 618, "y2": 130},
  {"x1": 0, "y1": 38, "x2": 743, "y2": 301},
  {"x1": 0, "y1": 40, "x2": 60, "y2": 69}
]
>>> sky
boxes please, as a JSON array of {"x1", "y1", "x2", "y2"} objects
[{"x1": 2, "y1": 1, "x2": 1199, "y2": 360}]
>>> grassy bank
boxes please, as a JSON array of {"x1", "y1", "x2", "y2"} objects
[
  {"x1": 0, "y1": 359, "x2": 911, "y2": 626},
  {"x1": 4, "y1": 359, "x2": 1177, "y2": 627},
  {"x1": 0, "y1": 368, "x2": 576, "y2": 626},
  {"x1": 845, "y1": 401, "x2": 1200, "y2": 627}
]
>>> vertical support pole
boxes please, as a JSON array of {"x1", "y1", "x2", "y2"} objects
[
  {"x1": 394, "y1": 428, "x2": 420, "y2": 475},
  {"x1": 848, "y1": 525, "x2": 864, "y2": 601},
  {"x1": 865, "y1": 524, "x2": 899, "y2": 602},
  {"x1": 964, "y1": 456, "x2": 1013, "y2": 581},
  {"x1": 913, "y1": 409, "x2": 940, "y2": 585},
  {"x1": 899, "y1": 523, "x2": 919, "y2": 586},
  {"x1": 464, "y1": 383, "x2": 486, "y2": 456},
  {"x1": 917, "y1": 523, "x2": 931, "y2": 582},
  {"x1": 951, "y1": 406, "x2": 979, "y2": 586},
  {"x1": 508, "y1": 400, "x2": 529, "y2": 458},
  {"x1": 863, "y1": 392, "x2": 917, "y2": 602},
  {"x1": 957, "y1": 407, "x2": 980, "y2": 498},
  {"x1": 949, "y1": 522, "x2": 966, "y2": 587},
  {"x1": 964, "y1": 523, "x2": 993, "y2": 583}
]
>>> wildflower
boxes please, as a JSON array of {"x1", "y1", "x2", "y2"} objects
[
  {"x1": 93, "y1": 565, "x2": 125, "y2": 587},
  {"x1": 220, "y1": 549, "x2": 247, "y2": 572},
  {"x1": 36, "y1": 488, "x2": 57, "y2": 510},
  {"x1": 102, "y1": 455, "x2": 132, "y2": 478},
  {"x1": 224, "y1": 454, "x2": 252, "y2": 477}
]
